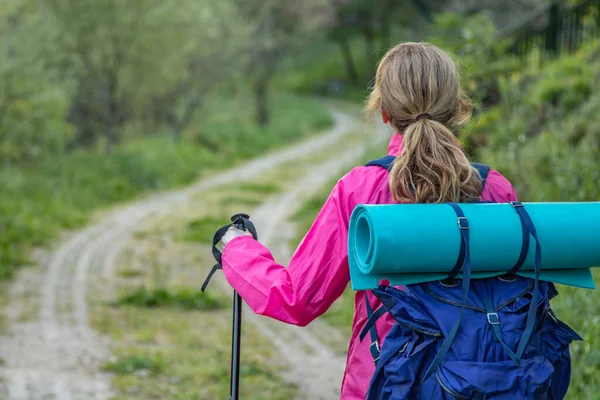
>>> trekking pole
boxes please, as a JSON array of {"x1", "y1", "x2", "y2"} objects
[
  {"x1": 230, "y1": 291, "x2": 242, "y2": 399},
  {"x1": 202, "y1": 213, "x2": 258, "y2": 400}
]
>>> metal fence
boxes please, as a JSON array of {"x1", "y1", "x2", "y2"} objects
[{"x1": 504, "y1": 0, "x2": 600, "y2": 62}]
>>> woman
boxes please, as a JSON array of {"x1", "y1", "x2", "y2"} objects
[{"x1": 220, "y1": 42, "x2": 517, "y2": 398}]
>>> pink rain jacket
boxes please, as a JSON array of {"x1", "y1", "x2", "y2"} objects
[{"x1": 222, "y1": 133, "x2": 518, "y2": 399}]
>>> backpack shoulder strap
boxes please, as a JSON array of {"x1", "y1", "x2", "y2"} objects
[
  {"x1": 365, "y1": 157, "x2": 491, "y2": 190},
  {"x1": 470, "y1": 162, "x2": 491, "y2": 188},
  {"x1": 365, "y1": 156, "x2": 395, "y2": 171}
]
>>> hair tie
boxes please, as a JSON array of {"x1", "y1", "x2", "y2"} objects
[{"x1": 415, "y1": 113, "x2": 432, "y2": 121}]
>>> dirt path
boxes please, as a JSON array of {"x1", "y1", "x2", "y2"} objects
[{"x1": 0, "y1": 108, "x2": 388, "y2": 400}]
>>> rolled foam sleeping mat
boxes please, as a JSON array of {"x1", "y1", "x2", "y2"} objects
[{"x1": 348, "y1": 202, "x2": 600, "y2": 290}]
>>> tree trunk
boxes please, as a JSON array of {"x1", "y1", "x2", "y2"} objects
[
  {"x1": 545, "y1": 4, "x2": 560, "y2": 55},
  {"x1": 104, "y1": 69, "x2": 122, "y2": 154},
  {"x1": 172, "y1": 97, "x2": 203, "y2": 143},
  {"x1": 253, "y1": 76, "x2": 269, "y2": 126},
  {"x1": 364, "y1": 30, "x2": 376, "y2": 82},
  {"x1": 336, "y1": 39, "x2": 358, "y2": 84},
  {"x1": 104, "y1": 122, "x2": 117, "y2": 154},
  {"x1": 411, "y1": 0, "x2": 432, "y2": 22},
  {"x1": 379, "y1": 14, "x2": 391, "y2": 55}
]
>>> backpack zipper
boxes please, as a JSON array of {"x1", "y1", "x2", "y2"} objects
[{"x1": 435, "y1": 370, "x2": 469, "y2": 400}]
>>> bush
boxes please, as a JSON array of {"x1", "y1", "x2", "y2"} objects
[{"x1": 465, "y1": 40, "x2": 600, "y2": 202}]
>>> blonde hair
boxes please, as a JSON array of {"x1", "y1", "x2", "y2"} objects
[{"x1": 366, "y1": 42, "x2": 482, "y2": 203}]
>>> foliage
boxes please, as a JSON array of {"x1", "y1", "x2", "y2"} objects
[
  {"x1": 277, "y1": 10, "x2": 522, "y2": 105},
  {"x1": 0, "y1": 1, "x2": 73, "y2": 164},
  {"x1": 426, "y1": 12, "x2": 522, "y2": 105},
  {"x1": 40, "y1": 0, "x2": 246, "y2": 150},
  {"x1": 0, "y1": 93, "x2": 332, "y2": 279},
  {"x1": 465, "y1": 40, "x2": 600, "y2": 398},
  {"x1": 230, "y1": 0, "x2": 328, "y2": 125},
  {"x1": 1, "y1": 0, "x2": 290, "y2": 159},
  {"x1": 465, "y1": 40, "x2": 600, "y2": 201}
]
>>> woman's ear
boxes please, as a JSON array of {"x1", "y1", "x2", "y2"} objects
[{"x1": 381, "y1": 109, "x2": 390, "y2": 124}]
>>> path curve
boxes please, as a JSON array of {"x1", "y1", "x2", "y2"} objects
[{"x1": 0, "y1": 108, "x2": 388, "y2": 399}]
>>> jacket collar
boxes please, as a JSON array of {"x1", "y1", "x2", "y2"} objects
[{"x1": 387, "y1": 133, "x2": 404, "y2": 156}]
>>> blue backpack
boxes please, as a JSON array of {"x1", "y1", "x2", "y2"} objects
[{"x1": 361, "y1": 156, "x2": 582, "y2": 400}]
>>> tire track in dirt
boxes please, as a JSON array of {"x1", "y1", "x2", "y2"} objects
[{"x1": 0, "y1": 109, "x2": 382, "y2": 400}]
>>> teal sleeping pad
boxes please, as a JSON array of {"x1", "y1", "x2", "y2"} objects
[{"x1": 348, "y1": 202, "x2": 600, "y2": 290}]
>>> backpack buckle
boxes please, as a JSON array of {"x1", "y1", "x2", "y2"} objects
[
  {"x1": 370, "y1": 340, "x2": 380, "y2": 352},
  {"x1": 457, "y1": 217, "x2": 469, "y2": 230},
  {"x1": 510, "y1": 201, "x2": 524, "y2": 208},
  {"x1": 487, "y1": 313, "x2": 500, "y2": 325},
  {"x1": 370, "y1": 340, "x2": 380, "y2": 365},
  {"x1": 499, "y1": 274, "x2": 517, "y2": 283},
  {"x1": 439, "y1": 278, "x2": 459, "y2": 287}
]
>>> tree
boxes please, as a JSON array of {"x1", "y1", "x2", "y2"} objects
[
  {"x1": 326, "y1": 0, "x2": 360, "y2": 84},
  {"x1": 40, "y1": 0, "x2": 160, "y2": 151},
  {"x1": 234, "y1": 0, "x2": 325, "y2": 125},
  {"x1": 0, "y1": 0, "x2": 72, "y2": 164},
  {"x1": 146, "y1": 0, "x2": 245, "y2": 142},
  {"x1": 325, "y1": 0, "x2": 434, "y2": 83}
]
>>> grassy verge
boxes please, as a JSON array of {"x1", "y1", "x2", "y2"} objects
[
  {"x1": 0, "y1": 93, "x2": 333, "y2": 280},
  {"x1": 95, "y1": 297, "x2": 297, "y2": 400}
]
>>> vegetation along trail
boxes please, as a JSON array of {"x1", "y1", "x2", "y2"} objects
[{"x1": 0, "y1": 107, "x2": 387, "y2": 400}]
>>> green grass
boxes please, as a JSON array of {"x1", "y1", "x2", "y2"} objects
[
  {"x1": 0, "y1": 92, "x2": 332, "y2": 280},
  {"x1": 117, "y1": 268, "x2": 144, "y2": 278},
  {"x1": 95, "y1": 305, "x2": 297, "y2": 400},
  {"x1": 176, "y1": 216, "x2": 231, "y2": 245},
  {"x1": 113, "y1": 287, "x2": 228, "y2": 311},
  {"x1": 176, "y1": 181, "x2": 282, "y2": 245},
  {"x1": 103, "y1": 352, "x2": 166, "y2": 376}
]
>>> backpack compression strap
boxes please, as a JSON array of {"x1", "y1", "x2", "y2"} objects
[
  {"x1": 421, "y1": 201, "x2": 542, "y2": 381},
  {"x1": 365, "y1": 155, "x2": 491, "y2": 188}
]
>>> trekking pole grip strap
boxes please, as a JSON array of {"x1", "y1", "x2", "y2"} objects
[{"x1": 202, "y1": 213, "x2": 258, "y2": 292}]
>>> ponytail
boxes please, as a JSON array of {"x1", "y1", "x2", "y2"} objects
[
  {"x1": 389, "y1": 117, "x2": 482, "y2": 204},
  {"x1": 365, "y1": 42, "x2": 480, "y2": 204}
]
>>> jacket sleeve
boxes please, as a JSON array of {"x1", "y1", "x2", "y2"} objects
[{"x1": 221, "y1": 178, "x2": 352, "y2": 327}]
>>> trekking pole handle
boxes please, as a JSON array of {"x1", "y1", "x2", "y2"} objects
[{"x1": 232, "y1": 213, "x2": 250, "y2": 231}]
